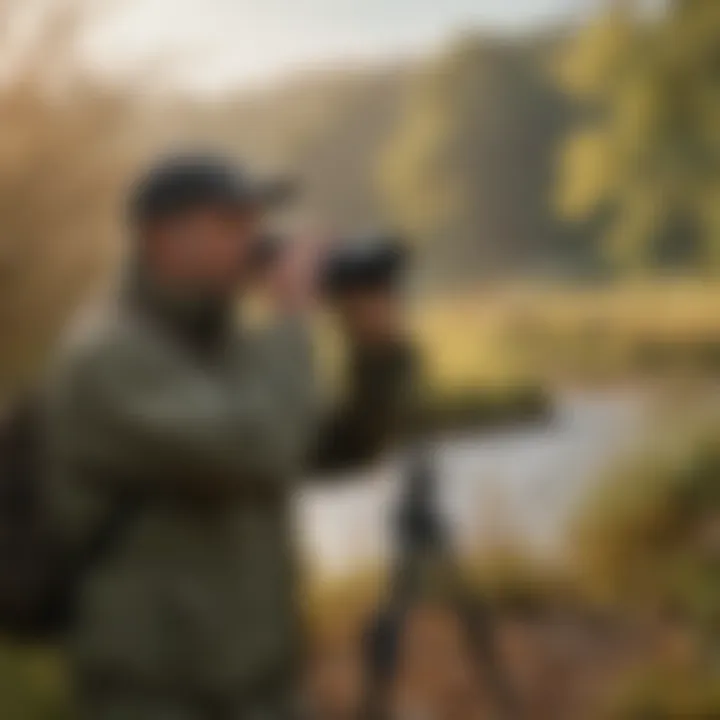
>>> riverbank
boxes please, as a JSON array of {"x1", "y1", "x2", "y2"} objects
[{"x1": 303, "y1": 407, "x2": 720, "y2": 718}]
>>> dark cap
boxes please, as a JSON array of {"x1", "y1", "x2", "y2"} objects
[
  {"x1": 128, "y1": 153, "x2": 294, "y2": 227},
  {"x1": 321, "y1": 233, "x2": 410, "y2": 296}
]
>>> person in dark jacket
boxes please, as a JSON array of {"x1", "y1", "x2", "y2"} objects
[{"x1": 43, "y1": 153, "x2": 415, "y2": 720}]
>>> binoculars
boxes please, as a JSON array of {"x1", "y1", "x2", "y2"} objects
[{"x1": 256, "y1": 233, "x2": 410, "y2": 296}]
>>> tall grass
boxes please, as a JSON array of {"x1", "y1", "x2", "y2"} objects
[{"x1": 0, "y1": 0, "x2": 149, "y2": 400}]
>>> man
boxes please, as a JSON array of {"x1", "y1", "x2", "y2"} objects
[{"x1": 43, "y1": 154, "x2": 414, "y2": 719}]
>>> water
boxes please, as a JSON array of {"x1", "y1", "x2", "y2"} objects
[{"x1": 297, "y1": 390, "x2": 652, "y2": 578}]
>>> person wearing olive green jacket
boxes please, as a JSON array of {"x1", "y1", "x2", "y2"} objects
[{"x1": 43, "y1": 155, "x2": 415, "y2": 720}]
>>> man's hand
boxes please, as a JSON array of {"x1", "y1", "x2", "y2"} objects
[
  {"x1": 265, "y1": 238, "x2": 325, "y2": 317},
  {"x1": 262, "y1": 236, "x2": 408, "y2": 346}
]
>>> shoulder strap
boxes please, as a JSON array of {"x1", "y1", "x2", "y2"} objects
[{"x1": 0, "y1": 397, "x2": 43, "y2": 519}]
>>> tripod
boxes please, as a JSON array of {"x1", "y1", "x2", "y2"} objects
[{"x1": 363, "y1": 445, "x2": 520, "y2": 720}]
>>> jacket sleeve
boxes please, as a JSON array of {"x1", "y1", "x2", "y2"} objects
[
  {"x1": 309, "y1": 340, "x2": 418, "y2": 476},
  {"x1": 46, "y1": 326, "x2": 294, "y2": 500}
]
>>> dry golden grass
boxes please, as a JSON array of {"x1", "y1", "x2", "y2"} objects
[
  {"x1": 413, "y1": 280, "x2": 720, "y2": 389},
  {"x1": 0, "y1": 1, "x2": 152, "y2": 399}
]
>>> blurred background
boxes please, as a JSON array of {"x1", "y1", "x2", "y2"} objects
[{"x1": 0, "y1": 0, "x2": 719, "y2": 717}]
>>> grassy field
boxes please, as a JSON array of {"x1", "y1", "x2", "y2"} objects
[
  {"x1": 413, "y1": 280, "x2": 720, "y2": 389},
  {"x1": 397, "y1": 279, "x2": 720, "y2": 432}
]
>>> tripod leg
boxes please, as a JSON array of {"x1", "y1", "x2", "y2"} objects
[{"x1": 464, "y1": 597, "x2": 521, "y2": 720}]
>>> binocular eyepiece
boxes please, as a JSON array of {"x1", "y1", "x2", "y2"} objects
[{"x1": 321, "y1": 234, "x2": 409, "y2": 296}]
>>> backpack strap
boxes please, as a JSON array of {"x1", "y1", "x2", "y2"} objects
[{"x1": 0, "y1": 397, "x2": 142, "y2": 640}]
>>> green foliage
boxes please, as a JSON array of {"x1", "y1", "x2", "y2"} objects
[{"x1": 555, "y1": 1, "x2": 720, "y2": 271}]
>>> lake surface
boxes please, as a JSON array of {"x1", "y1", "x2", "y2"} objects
[{"x1": 297, "y1": 390, "x2": 653, "y2": 578}]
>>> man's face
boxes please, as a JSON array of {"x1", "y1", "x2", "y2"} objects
[{"x1": 144, "y1": 204, "x2": 261, "y2": 295}]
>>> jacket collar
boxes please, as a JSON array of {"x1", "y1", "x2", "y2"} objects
[{"x1": 121, "y1": 262, "x2": 236, "y2": 357}]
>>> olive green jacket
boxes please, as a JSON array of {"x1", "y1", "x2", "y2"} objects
[{"x1": 43, "y1": 277, "x2": 414, "y2": 696}]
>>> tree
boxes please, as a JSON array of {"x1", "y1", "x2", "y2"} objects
[
  {"x1": 379, "y1": 34, "x2": 570, "y2": 285},
  {"x1": 555, "y1": 0, "x2": 720, "y2": 271}
]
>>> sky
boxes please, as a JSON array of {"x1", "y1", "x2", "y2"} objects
[{"x1": 86, "y1": 0, "x2": 608, "y2": 91}]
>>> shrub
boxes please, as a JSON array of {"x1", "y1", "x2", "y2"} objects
[{"x1": 572, "y1": 419, "x2": 720, "y2": 628}]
